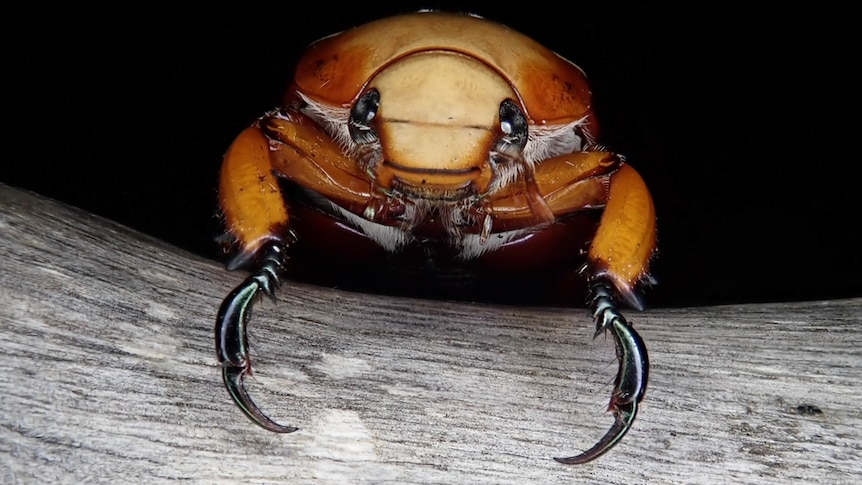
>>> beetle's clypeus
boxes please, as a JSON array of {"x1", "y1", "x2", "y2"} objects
[{"x1": 215, "y1": 11, "x2": 656, "y2": 464}]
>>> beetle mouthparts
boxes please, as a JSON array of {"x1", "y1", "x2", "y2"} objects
[
  {"x1": 378, "y1": 160, "x2": 485, "y2": 200},
  {"x1": 383, "y1": 160, "x2": 480, "y2": 178}
]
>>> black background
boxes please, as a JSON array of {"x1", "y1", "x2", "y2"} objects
[{"x1": 4, "y1": 3, "x2": 859, "y2": 307}]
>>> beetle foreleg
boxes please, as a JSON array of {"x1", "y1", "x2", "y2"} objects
[
  {"x1": 554, "y1": 278, "x2": 649, "y2": 464},
  {"x1": 215, "y1": 242, "x2": 298, "y2": 433}
]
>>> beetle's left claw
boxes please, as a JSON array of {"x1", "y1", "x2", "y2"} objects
[
  {"x1": 215, "y1": 242, "x2": 297, "y2": 434},
  {"x1": 555, "y1": 278, "x2": 649, "y2": 464},
  {"x1": 554, "y1": 392, "x2": 638, "y2": 465}
]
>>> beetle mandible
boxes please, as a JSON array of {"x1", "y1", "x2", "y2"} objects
[{"x1": 215, "y1": 11, "x2": 656, "y2": 464}]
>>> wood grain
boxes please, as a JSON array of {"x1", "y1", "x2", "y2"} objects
[{"x1": 1, "y1": 183, "x2": 859, "y2": 484}]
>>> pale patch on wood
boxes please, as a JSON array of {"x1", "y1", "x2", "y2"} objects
[
  {"x1": 312, "y1": 354, "x2": 374, "y2": 380},
  {"x1": 299, "y1": 410, "x2": 388, "y2": 482}
]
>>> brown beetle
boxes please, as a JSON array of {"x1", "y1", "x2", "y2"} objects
[{"x1": 216, "y1": 11, "x2": 656, "y2": 464}]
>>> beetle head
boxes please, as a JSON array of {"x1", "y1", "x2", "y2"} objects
[{"x1": 346, "y1": 52, "x2": 528, "y2": 201}]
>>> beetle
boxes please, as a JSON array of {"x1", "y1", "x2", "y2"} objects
[{"x1": 215, "y1": 11, "x2": 656, "y2": 464}]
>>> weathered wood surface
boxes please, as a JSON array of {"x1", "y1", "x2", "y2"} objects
[{"x1": 0, "y1": 182, "x2": 859, "y2": 485}]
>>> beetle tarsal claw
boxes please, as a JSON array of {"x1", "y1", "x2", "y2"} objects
[
  {"x1": 555, "y1": 278, "x2": 649, "y2": 464},
  {"x1": 553, "y1": 396, "x2": 638, "y2": 465},
  {"x1": 222, "y1": 365, "x2": 299, "y2": 434},
  {"x1": 215, "y1": 242, "x2": 297, "y2": 434}
]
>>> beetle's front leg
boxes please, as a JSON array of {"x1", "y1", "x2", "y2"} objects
[
  {"x1": 216, "y1": 109, "x2": 374, "y2": 432},
  {"x1": 560, "y1": 162, "x2": 655, "y2": 463},
  {"x1": 216, "y1": 124, "x2": 298, "y2": 432},
  {"x1": 499, "y1": 155, "x2": 655, "y2": 463}
]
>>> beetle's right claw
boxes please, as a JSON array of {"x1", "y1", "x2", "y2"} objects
[
  {"x1": 215, "y1": 242, "x2": 298, "y2": 433},
  {"x1": 555, "y1": 278, "x2": 649, "y2": 464}
]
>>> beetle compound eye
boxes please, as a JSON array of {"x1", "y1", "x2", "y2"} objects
[
  {"x1": 349, "y1": 88, "x2": 380, "y2": 144},
  {"x1": 497, "y1": 99, "x2": 528, "y2": 155}
]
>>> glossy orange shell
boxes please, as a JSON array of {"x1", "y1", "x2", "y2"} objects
[{"x1": 292, "y1": 12, "x2": 592, "y2": 125}]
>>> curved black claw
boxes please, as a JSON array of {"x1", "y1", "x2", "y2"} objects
[
  {"x1": 215, "y1": 242, "x2": 297, "y2": 433},
  {"x1": 555, "y1": 278, "x2": 649, "y2": 464}
]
